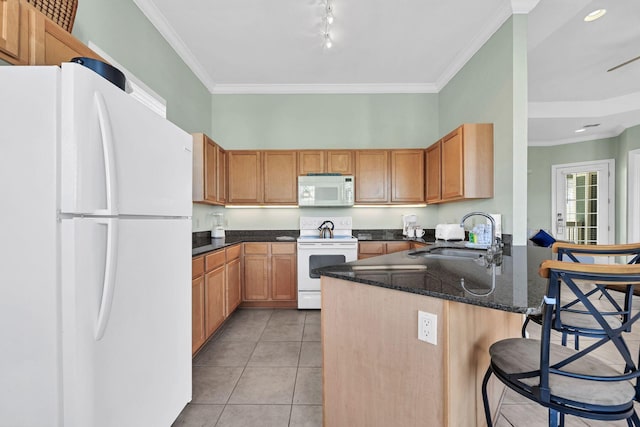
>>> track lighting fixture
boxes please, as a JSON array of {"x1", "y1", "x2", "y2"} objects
[{"x1": 323, "y1": 0, "x2": 334, "y2": 49}]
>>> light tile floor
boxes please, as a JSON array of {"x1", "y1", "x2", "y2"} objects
[
  {"x1": 173, "y1": 309, "x2": 322, "y2": 427},
  {"x1": 174, "y1": 289, "x2": 640, "y2": 427}
]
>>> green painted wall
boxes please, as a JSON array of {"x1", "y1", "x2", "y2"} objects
[
  {"x1": 527, "y1": 124, "x2": 640, "y2": 243},
  {"x1": 210, "y1": 94, "x2": 439, "y2": 149},
  {"x1": 200, "y1": 93, "x2": 440, "y2": 231},
  {"x1": 437, "y1": 16, "x2": 528, "y2": 239},
  {"x1": 72, "y1": 0, "x2": 211, "y2": 134}
]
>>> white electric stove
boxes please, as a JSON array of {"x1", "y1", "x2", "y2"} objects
[{"x1": 297, "y1": 217, "x2": 358, "y2": 309}]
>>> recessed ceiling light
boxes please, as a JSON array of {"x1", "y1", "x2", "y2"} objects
[
  {"x1": 575, "y1": 128, "x2": 586, "y2": 133},
  {"x1": 584, "y1": 9, "x2": 606, "y2": 22}
]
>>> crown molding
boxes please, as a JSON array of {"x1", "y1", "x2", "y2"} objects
[
  {"x1": 210, "y1": 83, "x2": 438, "y2": 95},
  {"x1": 528, "y1": 126, "x2": 626, "y2": 147},
  {"x1": 434, "y1": 2, "x2": 513, "y2": 91},
  {"x1": 131, "y1": 0, "x2": 217, "y2": 92},
  {"x1": 529, "y1": 92, "x2": 640, "y2": 119}
]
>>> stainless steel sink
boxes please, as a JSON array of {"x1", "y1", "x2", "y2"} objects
[{"x1": 409, "y1": 247, "x2": 485, "y2": 260}]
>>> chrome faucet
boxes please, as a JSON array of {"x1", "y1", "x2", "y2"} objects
[{"x1": 460, "y1": 212, "x2": 503, "y2": 267}]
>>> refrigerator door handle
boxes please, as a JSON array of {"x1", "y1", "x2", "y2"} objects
[
  {"x1": 94, "y1": 92, "x2": 119, "y2": 216},
  {"x1": 95, "y1": 218, "x2": 119, "y2": 341}
]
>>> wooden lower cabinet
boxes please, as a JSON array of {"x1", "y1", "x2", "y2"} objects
[
  {"x1": 225, "y1": 245, "x2": 242, "y2": 315},
  {"x1": 242, "y1": 242, "x2": 297, "y2": 307},
  {"x1": 192, "y1": 244, "x2": 244, "y2": 355},
  {"x1": 358, "y1": 241, "x2": 412, "y2": 259},
  {"x1": 204, "y1": 265, "x2": 225, "y2": 338},
  {"x1": 192, "y1": 257, "x2": 206, "y2": 354}
]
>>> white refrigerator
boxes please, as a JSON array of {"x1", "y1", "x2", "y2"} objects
[{"x1": 0, "y1": 64, "x2": 192, "y2": 426}]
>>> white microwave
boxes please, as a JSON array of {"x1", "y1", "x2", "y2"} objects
[{"x1": 298, "y1": 175, "x2": 354, "y2": 207}]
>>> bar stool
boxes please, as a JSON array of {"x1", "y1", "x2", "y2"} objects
[
  {"x1": 483, "y1": 260, "x2": 640, "y2": 426},
  {"x1": 521, "y1": 242, "x2": 640, "y2": 349}
]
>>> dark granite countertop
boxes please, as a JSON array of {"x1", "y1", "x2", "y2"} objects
[
  {"x1": 192, "y1": 229, "x2": 435, "y2": 257},
  {"x1": 316, "y1": 244, "x2": 551, "y2": 314}
]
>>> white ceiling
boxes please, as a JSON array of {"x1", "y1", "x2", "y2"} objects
[{"x1": 134, "y1": 0, "x2": 640, "y2": 146}]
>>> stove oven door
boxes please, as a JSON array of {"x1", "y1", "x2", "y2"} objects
[{"x1": 297, "y1": 242, "x2": 358, "y2": 309}]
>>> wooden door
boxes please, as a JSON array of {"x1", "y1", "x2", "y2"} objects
[
  {"x1": 227, "y1": 151, "x2": 262, "y2": 203},
  {"x1": 355, "y1": 150, "x2": 389, "y2": 203},
  {"x1": 327, "y1": 151, "x2": 354, "y2": 175},
  {"x1": 358, "y1": 242, "x2": 385, "y2": 259},
  {"x1": 205, "y1": 265, "x2": 225, "y2": 338},
  {"x1": 204, "y1": 137, "x2": 217, "y2": 203},
  {"x1": 34, "y1": 13, "x2": 104, "y2": 65},
  {"x1": 298, "y1": 151, "x2": 325, "y2": 175},
  {"x1": 270, "y1": 243, "x2": 296, "y2": 301},
  {"x1": 263, "y1": 151, "x2": 298, "y2": 204},
  {"x1": 243, "y1": 243, "x2": 270, "y2": 300},
  {"x1": 192, "y1": 275, "x2": 205, "y2": 354},
  {"x1": 386, "y1": 241, "x2": 412, "y2": 254},
  {"x1": 425, "y1": 142, "x2": 442, "y2": 203},
  {"x1": 226, "y1": 257, "x2": 241, "y2": 315},
  {"x1": 216, "y1": 146, "x2": 226, "y2": 204},
  {"x1": 441, "y1": 127, "x2": 464, "y2": 200},
  {"x1": 391, "y1": 150, "x2": 425, "y2": 203},
  {"x1": 0, "y1": 0, "x2": 20, "y2": 59}
]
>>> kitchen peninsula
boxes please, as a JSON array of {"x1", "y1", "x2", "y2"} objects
[{"x1": 318, "y1": 245, "x2": 551, "y2": 427}]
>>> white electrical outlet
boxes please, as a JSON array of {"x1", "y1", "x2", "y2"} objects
[{"x1": 418, "y1": 311, "x2": 437, "y2": 345}]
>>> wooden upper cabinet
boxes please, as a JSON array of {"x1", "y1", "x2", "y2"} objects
[
  {"x1": 298, "y1": 150, "x2": 354, "y2": 176},
  {"x1": 355, "y1": 150, "x2": 389, "y2": 203},
  {"x1": 192, "y1": 133, "x2": 224, "y2": 205},
  {"x1": 0, "y1": 1, "x2": 103, "y2": 66},
  {"x1": 298, "y1": 151, "x2": 325, "y2": 175},
  {"x1": 391, "y1": 149, "x2": 425, "y2": 203},
  {"x1": 327, "y1": 150, "x2": 354, "y2": 175},
  {"x1": 441, "y1": 128, "x2": 464, "y2": 200},
  {"x1": 425, "y1": 142, "x2": 442, "y2": 203},
  {"x1": 227, "y1": 151, "x2": 263, "y2": 204},
  {"x1": 0, "y1": 0, "x2": 20, "y2": 59},
  {"x1": 216, "y1": 145, "x2": 226, "y2": 204},
  {"x1": 427, "y1": 123, "x2": 494, "y2": 204},
  {"x1": 263, "y1": 151, "x2": 297, "y2": 204}
]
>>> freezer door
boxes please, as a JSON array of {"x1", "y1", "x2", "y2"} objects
[
  {"x1": 60, "y1": 218, "x2": 191, "y2": 427},
  {"x1": 60, "y1": 62, "x2": 192, "y2": 217}
]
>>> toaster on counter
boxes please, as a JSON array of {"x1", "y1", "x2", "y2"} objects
[{"x1": 435, "y1": 223, "x2": 465, "y2": 241}]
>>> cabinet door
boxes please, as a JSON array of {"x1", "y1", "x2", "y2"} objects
[
  {"x1": 386, "y1": 241, "x2": 412, "y2": 254},
  {"x1": 271, "y1": 243, "x2": 296, "y2": 301},
  {"x1": 205, "y1": 265, "x2": 225, "y2": 338},
  {"x1": 226, "y1": 257, "x2": 241, "y2": 315},
  {"x1": 192, "y1": 275, "x2": 205, "y2": 354},
  {"x1": 298, "y1": 151, "x2": 325, "y2": 175},
  {"x1": 425, "y1": 142, "x2": 441, "y2": 203},
  {"x1": 0, "y1": 0, "x2": 20, "y2": 59},
  {"x1": 391, "y1": 150, "x2": 425, "y2": 203},
  {"x1": 227, "y1": 151, "x2": 262, "y2": 204},
  {"x1": 32, "y1": 12, "x2": 104, "y2": 65},
  {"x1": 327, "y1": 150, "x2": 354, "y2": 175},
  {"x1": 263, "y1": 151, "x2": 298, "y2": 204},
  {"x1": 441, "y1": 128, "x2": 464, "y2": 200},
  {"x1": 204, "y1": 137, "x2": 217, "y2": 203},
  {"x1": 243, "y1": 255, "x2": 269, "y2": 301},
  {"x1": 355, "y1": 150, "x2": 389, "y2": 203},
  {"x1": 358, "y1": 242, "x2": 385, "y2": 259},
  {"x1": 216, "y1": 146, "x2": 226, "y2": 204}
]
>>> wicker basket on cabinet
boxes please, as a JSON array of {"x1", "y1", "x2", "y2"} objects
[{"x1": 26, "y1": 0, "x2": 78, "y2": 32}]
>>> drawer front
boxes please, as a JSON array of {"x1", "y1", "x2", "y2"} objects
[
  {"x1": 244, "y1": 242, "x2": 269, "y2": 255},
  {"x1": 226, "y1": 244, "x2": 242, "y2": 261},
  {"x1": 271, "y1": 242, "x2": 295, "y2": 255},
  {"x1": 205, "y1": 250, "x2": 226, "y2": 272},
  {"x1": 192, "y1": 256, "x2": 204, "y2": 279}
]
